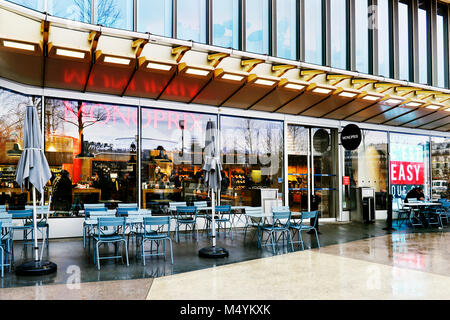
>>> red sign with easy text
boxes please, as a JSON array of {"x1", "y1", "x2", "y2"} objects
[{"x1": 390, "y1": 161, "x2": 424, "y2": 185}]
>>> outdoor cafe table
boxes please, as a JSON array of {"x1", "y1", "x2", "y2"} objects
[{"x1": 403, "y1": 202, "x2": 442, "y2": 227}]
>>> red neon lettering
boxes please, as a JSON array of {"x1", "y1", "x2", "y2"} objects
[
  {"x1": 64, "y1": 101, "x2": 89, "y2": 121},
  {"x1": 113, "y1": 106, "x2": 130, "y2": 126},
  {"x1": 154, "y1": 110, "x2": 166, "y2": 129},
  {"x1": 189, "y1": 113, "x2": 203, "y2": 131},
  {"x1": 63, "y1": 70, "x2": 86, "y2": 85},
  {"x1": 167, "y1": 111, "x2": 180, "y2": 130}
]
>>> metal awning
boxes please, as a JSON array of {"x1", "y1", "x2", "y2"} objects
[{"x1": 0, "y1": 1, "x2": 448, "y2": 132}]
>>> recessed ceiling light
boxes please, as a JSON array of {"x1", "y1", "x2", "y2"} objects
[
  {"x1": 56, "y1": 48, "x2": 85, "y2": 59},
  {"x1": 185, "y1": 68, "x2": 210, "y2": 76},
  {"x1": 147, "y1": 62, "x2": 172, "y2": 71},
  {"x1": 104, "y1": 56, "x2": 131, "y2": 65},
  {"x1": 361, "y1": 95, "x2": 381, "y2": 101},
  {"x1": 426, "y1": 104, "x2": 441, "y2": 110},
  {"x1": 404, "y1": 101, "x2": 423, "y2": 107},
  {"x1": 312, "y1": 87, "x2": 332, "y2": 94},
  {"x1": 3, "y1": 40, "x2": 35, "y2": 51},
  {"x1": 222, "y1": 74, "x2": 244, "y2": 81},
  {"x1": 444, "y1": 108, "x2": 450, "y2": 112},
  {"x1": 384, "y1": 98, "x2": 403, "y2": 105},
  {"x1": 254, "y1": 79, "x2": 276, "y2": 86},
  {"x1": 284, "y1": 83, "x2": 305, "y2": 90},
  {"x1": 339, "y1": 91, "x2": 358, "y2": 98}
]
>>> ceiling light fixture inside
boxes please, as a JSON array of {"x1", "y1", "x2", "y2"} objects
[
  {"x1": 284, "y1": 83, "x2": 305, "y2": 90},
  {"x1": 426, "y1": 105, "x2": 441, "y2": 110},
  {"x1": 185, "y1": 68, "x2": 210, "y2": 76},
  {"x1": 222, "y1": 74, "x2": 244, "y2": 81},
  {"x1": 384, "y1": 98, "x2": 403, "y2": 105},
  {"x1": 312, "y1": 87, "x2": 332, "y2": 94},
  {"x1": 254, "y1": 79, "x2": 276, "y2": 86},
  {"x1": 404, "y1": 102, "x2": 423, "y2": 108},
  {"x1": 147, "y1": 62, "x2": 172, "y2": 71},
  {"x1": 361, "y1": 95, "x2": 381, "y2": 101},
  {"x1": 56, "y1": 48, "x2": 85, "y2": 59},
  {"x1": 3, "y1": 40, "x2": 35, "y2": 51},
  {"x1": 339, "y1": 91, "x2": 358, "y2": 98},
  {"x1": 103, "y1": 56, "x2": 131, "y2": 65}
]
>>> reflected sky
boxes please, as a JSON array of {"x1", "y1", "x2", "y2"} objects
[
  {"x1": 137, "y1": 0, "x2": 172, "y2": 37},
  {"x1": 177, "y1": 0, "x2": 206, "y2": 43},
  {"x1": 436, "y1": 14, "x2": 445, "y2": 88},
  {"x1": 276, "y1": 0, "x2": 296, "y2": 60},
  {"x1": 7, "y1": 0, "x2": 43, "y2": 11},
  {"x1": 245, "y1": 0, "x2": 269, "y2": 54},
  {"x1": 355, "y1": 0, "x2": 369, "y2": 74},
  {"x1": 48, "y1": 0, "x2": 91, "y2": 23},
  {"x1": 94, "y1": 0, "x2": 133, "y2": 30},
  {"x1": 304, "y1": 0, "x2": 322, "y2": 65},
  {"x1": 418, "y1": 6, "x2": 428, "y2": 84},
  {"x1": 213, "y1": 0, "x2": 239, "y2": 49},
  {"x1": 378, "y1": 0, "x2": 390, "y2": 77},
  {"x1": 398, "y1": 2, "x2": 410, "y2": 81},
  {"x1": 330, "y1": 0, "x2": 347, "y2": 69}
]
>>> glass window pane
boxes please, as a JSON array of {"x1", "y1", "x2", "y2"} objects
[
  {"x1": 418, "y1": 1, "x2": 428, "y2": 84},
  {"x1": 140, "y1": 108, "x2": 216, "y2": 208},
  {"x1": 220, "y1": 116, "x2": 284, "y2": 207},
  {"x1": 0, "y1": 88, "x2": 42, "y2": 209},
  {"x1": 44, "y1": 98, "x2": 138, "y2": 212},
  {"x1": 304, "y1": 0, "x2": 322, "y2": 65},
  {"x1": 330, "y1": 0, "x2": 347, "y2": 69},
  {"x1": 436, "y1": 7, "x2": 446, "y2": 88},
  {"x1": 48, "y1": 0, "x2": 91, "y2": 23},
  {"x1": 94, "y1": 0, "x2": 134, "y2": 30},
  {"x1": 276, "y1": 0, "x2": 297, "y2": 60},
  {"x1": 245, "y1": 0, "x2": 269, "y2": 54},
  {"x1": 355, "y1": 0, "x2": 369, "y2": 73},
  {"x1": 431, "y1": 137, "x2": 449, "y2": 200},
  {"x1": 212, "y1": 0, "x2": 239, "y2": 49},
  {"x1": 377, "y1": 0, "x2": 390, "y2": 77},
  {"x1": 177, "y1": 0, "x2": 206, "y2": 43},
  {"x1": 137, "y1": 0, "x2": 172, "y2": 37},
  {"x1": 398, "y1": 1, "x2": 410, "y2": 81},
  {"x1": 7, "y1": 0, "x2": 43, "y2": 11}
]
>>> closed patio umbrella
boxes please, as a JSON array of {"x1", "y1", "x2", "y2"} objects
[
  {"x1": 15, "y1": 106, "x2": 57, "y2": 275},
  {"x1": 199, "y1": 120, "x2": 229, "y2": 258}
]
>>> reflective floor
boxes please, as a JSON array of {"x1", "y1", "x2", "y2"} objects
[{"x1": 1, "y1": 221, "x2": 450, "y2": 299}]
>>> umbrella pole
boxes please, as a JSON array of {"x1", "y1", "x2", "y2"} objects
[
  {"x1": 211, "y1": 189, "x2": 216, "y2": 248},
  {"x1": 32, "y1": 187, "x2": 39, "y2": 262}
]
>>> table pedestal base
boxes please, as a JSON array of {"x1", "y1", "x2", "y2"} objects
[
  {"x1": 15, "y1": 260, "x2": 57, "y2": 276},
  {"x1": 199, "y1": 246, "x2": 229, "y2": 258}
]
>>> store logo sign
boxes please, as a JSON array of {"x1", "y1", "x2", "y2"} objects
[{"x1": 390, "y1": 161, "x2": 424, "y2": 185}]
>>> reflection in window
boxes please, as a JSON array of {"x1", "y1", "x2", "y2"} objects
[
  {"x1": 7, "y1": 0, "x2": 43, "y2": 11},
  {"x1": 94, "y1": 0, "x2": 133, "y2": 30},
  {"x1": 276, "y1": 0, "x2": 297, "y2": 60},
  {"x1": 431, "y1": 137, "x2": 449, "y2": 200},
  {"x1": 245, "y1": 0, "x2": 269, "y2": 54},
  {"x1": 304, "y1": 0, "x2": 323, "y2": 65},
  {"x1": 212, "y1": 0, "x2": 239, "y2": 49},
  {"x1": 177, "y1": 0, "x2": 206, "y2": 43},
  {"x1": 437, "y1": 6, "x2": 447, "y2": 88},
  {"x1": 355, "y1": 0, "x2": 369, "y2": 73},
  {"x1": 398, "y1": 1, "x2": 410, "y2": 81},
  {"x1": 140, "y1": 108, "x2": 215, "y2": 210},
  {"x1": 220, "y1": 116, "x2": 284, "y2": 207},
  {"x1": 344, "y1": 130, "x2": 388, "y2": 211},
  {"x1": 137, "y1": 0, "x2": 172, "y2": 37},
  {"x1": 330, "y1": 0, "x2": 347, "y2": 69},
  {"x1": 48, "y1": 0, "x2": 91, "y2": 23},
  {"x1": 418, "y1": 1, "x2": 429, "y2": 84},
  {"x1": 44, "y1": 99, "x2": 138, "y2": 213},
  {"x1": 0, "y1": 88, "x2": 41, "y2": 209},
  {"x1": 378, "y1": 0, "x2": 390, "y2": 77}
]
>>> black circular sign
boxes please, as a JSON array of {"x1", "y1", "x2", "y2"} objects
[
  {"x1": 313, "y1": 129, "x2": 330, "y2": 153},
  {"x1": 341, "y1": 124, "x2": 362, "y2": 150}
]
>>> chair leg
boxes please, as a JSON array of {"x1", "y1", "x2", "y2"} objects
[
  {"x1": 299, "y1": 230, "x2": 304, "y2": 251},
  {"x1": 314, "y1": 228, "x2": 320, "y2": 249},
  {"x1": 1, "y1": 248, "x2": 4, "y2": 278},
  {"x1": 96, "y1": 242, "x2": 100, "y2": 270},
  {"x1": 142, "y1": 239, "x2": 146, "y2": 266},
  {"x1": 123, "y1": 240, "x2": 129, "y2": 267},
  {"x1": 271, "y1": 232, "x2": 276, "y2": 254},
  {"x1": 168, "y1": 238, "x2": 173, "y2": 264}
]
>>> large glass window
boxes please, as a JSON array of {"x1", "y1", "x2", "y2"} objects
[
  {"x1": 212, "y1": 0, "x2": 239, "y2": 49},
  {"x1": 140, "y1": 107, "x2": 215, "y2": 210},
  {"x1": 94, "y1": 0, "x2": 133, "y2": 30},
  {"x1": 355, "y1": 0, "x2": 369, "y2": 73},
  {"x1": 304, "y1": 0, "x2": 323, "y2": 65},
  {"x1": 276, "y1": 0, "x2": 297, "y2": 60},
  {"x1": 343, "y1": 130, "x2": 388, "y2": 211},
  {"x1": 137, "y1": 0, "x2": 172, "y2": 37},
  {"x1": 418, "y1": 1, "x2": 429, "y2": 84},
  {"x1": 437, "y1": 5, "x2": 448, "y2": 88},
  {"x1": 6, "y1": 0, "x2": 43, "y2": 11},
  {"x1": 431, "y1": 137, "x2": 449, "y2": 200},
  {"x1": 44, "y1": 98, "x2": 138, "y2": 215},
  {"x1": 47, "y1": 0, "x2": 91, "y2": 23},
  {"x1": 330, "y1": 0, "x2": 347, "y2": 69},
  {"x1": 377, "y1": 0, "x2": 391, "y2": 77},
  {"x1": 390, "y1": 133, "x2": 430, "y2": 203},
  {"x1": 245, "y1": 0, "x2": 269, "y2": 54},
  {"x1": 0, "y1": 88, "x2": 41, "y2": 209},
  {"x1": 398, "y1": 0, "x2": 410, "y2": 81},
  {"x1": 220, "y1": 116, "x2": 283, "y2": 207},
  {"x1": 177, "y1": 0, "x2": 206, "y2": 43}
]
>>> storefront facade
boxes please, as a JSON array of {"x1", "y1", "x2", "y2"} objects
[{"x1": 0, "y1": 0, "x2": 449, "y2": 237}]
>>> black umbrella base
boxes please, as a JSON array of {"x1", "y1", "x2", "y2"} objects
[
  {"x1": 15, "y1": 261, "x2": 57, "y2": 276},
  {"x1": 199, "y1": 246, "x2": 229, "y2": 258}
]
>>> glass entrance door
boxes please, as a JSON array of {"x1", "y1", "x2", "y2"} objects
[{"x1": 287, "y1": 125, "x2": 338, "y2": 218}]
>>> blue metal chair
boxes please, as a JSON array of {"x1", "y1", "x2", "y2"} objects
[
  {"x1": 93, "y1": 217, "x2": 129, "y2": 270},
  {"x1": 0, "y1": 205, "x2": 6, "y2": 212},
  {"x1": 136, "y1": 216, "x2": 173, "y2": 265},
  {"x1": 25, "y1": 205, "x2": 50, "y2": 245},
  {"x1": 0, "y1": 220, "x2": 12, "y2": 277},
  {"x1": 175, "y1": 206, "x2": 198, "y2": 243},
  {"x1": 117, "y1": 203, "x2": 138, "y2": 208},
  {"x1": 83, "y1": 207, "x2": 109, "y2": 249},
  {"x1": 289, "y1": 211, "x2": 320, "y2": 250},
  {"x1": 243, "y1": 207, "x2": 265, "y2": 246},
  {"x1": 260, "y1": 207, "x2": 293, "y2": 254},
  {"x1": 116, "y1": 206, "x2": 138, "y2": 217},
  {"x1": 194, "y1": 200, "x2": 208, "y2": 234},
  {"x1": 9, "y1": 209, "x2": 34, "y2": 246},
  {"x1": 206, "y1": 205, "x2": 234, "y2": 239}
]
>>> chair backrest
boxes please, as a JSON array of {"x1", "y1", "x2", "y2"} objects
[
  {"x1": 272, "y1": 207, "x2": 291, "y2": 227},
  {"x1": 407, "y1": 198, "x2": 419, "y2": 203},
  {"x1": 85, "y1": 207, "x2": 108, "y2": 218},
  {"x1": 245, "y1": 207, "x2": 262, "y2": 215},
  {"x1": 116, "y1": 207, "x2": 139, "y2": 217},
  {"x1": 0, "y1": 205, "x2": 6, "y2": 212},
  {"x1": 300, "y1": 211, "x2": 319, "y2": 227},
  {"x1": 194, "y1": 201, "x2": 208, "y2": 208},
  {"x1": 169, "y1": 202, "x2": 187, "y2": 209},
  {"x1": 0, "y1": 213, "x2": 12, "y2": 224},
  {"x1": 9, "y1": 209, "x2": 33, "y2": 219},
  {"x1": 97, "y1": 217, "x2": 126, "y2": 238},
  {"x1": 84, "y1": 203, "x2": 106, "y2": 209},
  {"x1": 176, "y1": 206, "x2": 197, "y2": 220},
  {"x1": 143, "y1": 216, "x2": 170, "y2": 237},
  {"x1": 117, "y1": 203, "x2": 138, "y2": 208}
]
